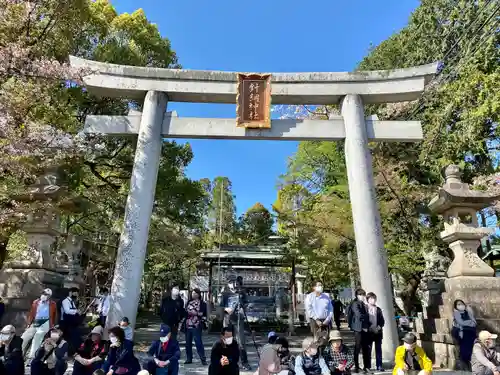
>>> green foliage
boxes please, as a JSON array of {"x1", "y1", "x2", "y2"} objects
[
  {"x1": 0, "y1": 0, "x2": 206, "y2": 292},
  {"x1": 206, "y1": 177, "x2": 237, "y2": 244},
  {"x1": 277, "y1": 0, "x2": 499, "y2": 293},
  {"x1": 237, "y1": 202, "x2": 274, "y2": 244}
]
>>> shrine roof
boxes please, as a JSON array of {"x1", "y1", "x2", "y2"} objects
[{"x1": 200, "y1": 244, "x2": 288, "y2": 266}]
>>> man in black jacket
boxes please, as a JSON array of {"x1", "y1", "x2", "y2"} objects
[
  {"x1": 348, "y1": 288, "x2": 371, "y2": 373},
  {"x1": 159, "y1": 286, "x2": 185, "y2": 340}
]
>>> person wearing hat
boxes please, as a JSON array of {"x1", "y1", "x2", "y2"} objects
[
  {"x1": 0, "y1": 324, "x2": 24, "y2": 375},
  {"x1": 294, "y1": 337, "x2": 330, "y2": 375},
  {"x1": 323, "y1": 330, "x2": 354, "y2": 375},
  {"x1": 184, "y1": 288, "x2": 207, "y2": 365},
  {"x1": 145, "y1": 324, "x2": 181, "y2": 375},
  {"x1": 30, "y1": 325, "x2": 68, "y2": 375},
  {"x1": 268, "y1": 331, "x2": 278, "y2": 344},
  {"x1": 21, "y1": 288, "x2": 58, "y2": 359},
  {"x1": 393, "y1": 332, "x2": 432, "y2": 375},
  {"x1": 73, "y1": 325, "x2": 108, "y2": 375},
  {"x1": 471, "y1": 330, "x2": 500, "y2": 375}
]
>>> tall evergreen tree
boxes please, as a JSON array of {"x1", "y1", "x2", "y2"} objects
[
  {"x1": 238, "y1": 202, "x2": 274, "y2": 244},
  {"x1": 208, "y1": 177, "x2": 237, "y2": 244}
]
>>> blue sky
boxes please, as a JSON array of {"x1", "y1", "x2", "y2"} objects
[{"x1": 113, "y1": 0, "x2": 420, "y2": 216}]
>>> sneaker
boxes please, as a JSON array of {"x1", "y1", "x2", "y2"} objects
[
  {"x1": 184, "y1": 360, "x2": 192, "y2": 365},
  {"x1": 201, "y1": 360, "x2": 208, "y2": 366},
  {"x1": 363, "y1": 368, "x2": 372, "y2": 374},
  {"x1": 376, "y1": 367, "x2": 385, "y2": 372},
  {"x1": 242, "y1": 363, "x2": 252, "y2": 371}
]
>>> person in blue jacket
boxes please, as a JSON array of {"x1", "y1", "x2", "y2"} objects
[
  {"x1": 103, "y1": 326, "x2": 140, "y2": 375},
  {"x1": 145, "y1": 325, "x2": 181, "y2": 375}
]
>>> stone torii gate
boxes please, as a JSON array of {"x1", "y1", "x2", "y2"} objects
[{"x1": 71, "y1": 56, "x2": 437, "y2": 359}]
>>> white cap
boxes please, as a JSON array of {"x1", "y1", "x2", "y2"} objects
[
  {"x1": 42, "y1": 288, "x2": 52, "y2": 296},
  {"x1": 479, "y1": 330, "x2": 498, "y2": 341},
  {"x1": 137, "y1": 371, "x2": 150, "y2": 375},
  {"x1": 91, "y1": 326, "x2": 103, "y2": 335},
  {"x1": 1, "y1": 325, "x2": 15, "y2": 334}
]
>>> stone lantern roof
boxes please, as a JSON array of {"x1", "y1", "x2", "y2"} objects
[{"x1": 428, "y1": 164, "x2": 500, "y2": 214}]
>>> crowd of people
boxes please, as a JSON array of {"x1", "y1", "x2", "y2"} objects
[{"x1": 1, "y1": 279, "x2": 499, "y2": 375}]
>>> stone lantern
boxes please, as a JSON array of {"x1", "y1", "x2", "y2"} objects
[
  {"x1": 428, "y1": 164, "x2": 498, "y2": 278},
  {"x1": 0, "y1": 169, "x2": 86, "y2": 327},
  {"x1": 416, "y1": 164, "x2": 500, "y2": 368}
]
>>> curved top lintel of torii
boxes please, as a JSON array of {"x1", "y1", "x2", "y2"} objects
[{"x1": 70, "y1": 56, "x2": 439, "y2": 105}]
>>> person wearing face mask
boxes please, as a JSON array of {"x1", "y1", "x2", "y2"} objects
[
  {"x1": 347, "y1": 288, "x2": 370, "y2": 373},
  {"x1": 366, "y1": 292, "x2": 385, "y2": 371},
  {"x1": 119, "y1": 317, "x2": 134, "y2": 342},
  {"x1": 221, "y1": 275, "x2": 252, "y2": 370},
  {"x1": 183, "y1": 288, "x2": 207, "y2": 365},
  {"x1": 73, "y1": 326, "x2": 108, "y2": 375},
  {"x1": 30, "y1": 326, "x2": 68, "y2": 375},
  {"x1": 61, "y1": 287, "x2": 82, "y2": 354},
  {"x1": 21, "y1": 288, "x2": 58, "y2": 359},
  {"x1": 294, "y1": 337, "x2": 330, "y2": 375},
  {"x1": 323, "y1": 330, "x2": 354, "y2": 375},
  {"x1": 209, "y1": 326, "x2": 240, "y2": 375},
  {"x1": 97, "y1": 287, "x2": 110, "y2": 328},
  {"x1": 145, "y1": 325, "x2": 181, "y2": 375},
  {"x1": 103, "y1": 326, "x2": 140, "y2": 375},
  {"x1": 0, "y1": 324, "x2": 24, "y2": 375},
  {"x1": 471, "y1": 330, "x2": 500, "y2": 375},
  {"x1": 452, "y1": 299, "x2": 477, "y2": 368},
  {"x1": 159, "y1": 286, "x2": 185, "y2": 341},
  {"x1": 393, "y1": 332, "x2": 432, "y2": 375},
  {"x1": 305, "y1": 281, "x2": 333, "y2": 348}
]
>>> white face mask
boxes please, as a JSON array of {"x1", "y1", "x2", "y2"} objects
[
  {"x1": 109, "y1": 336, "x2": 118, "y2": 344},
  {"x1": 171, "y1": 288, "x2": 179, "y2": 297},
  {"x1": 357, "y1": 295, "x2": 366, "y2": 302},
  {"x1": 315, "y1": 286, "x2": 323, "y2": 293},
  {"x1": 0, "y1": 334, "x2": 11, "y2": 341},
  {"x1": 224, "y1": 337, "x2": 233, "y2": 345},
  {"x1": 50, "y1": 333, "x2": 60, "y2": 340},
  {"x1": 457, "y1": 304, "x2": 466, "y2": 311},
  {"x1": 368, "y1": 298, "x2": 376, "y2": 305},
  {"x1": 160, "y1": 336, "x2": 169, "y2": 343},
  {"x1": 40, "y1": 295, "x2": 48, "y2": 302},
  {"x1": 308, "y1": 349, "x2": 318, "y2": 356},
  {"x1": 404, "y1": 343, "x2": 415, "y2": 351}
]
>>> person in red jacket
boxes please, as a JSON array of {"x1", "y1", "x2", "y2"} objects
[{"x1": 21, "y1": 288, "x2": 58, "y2": 359}]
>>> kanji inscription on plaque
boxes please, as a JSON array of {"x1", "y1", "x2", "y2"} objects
[{"x1": 236, "y1": 73, "x2": 271, "y2": 129}]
